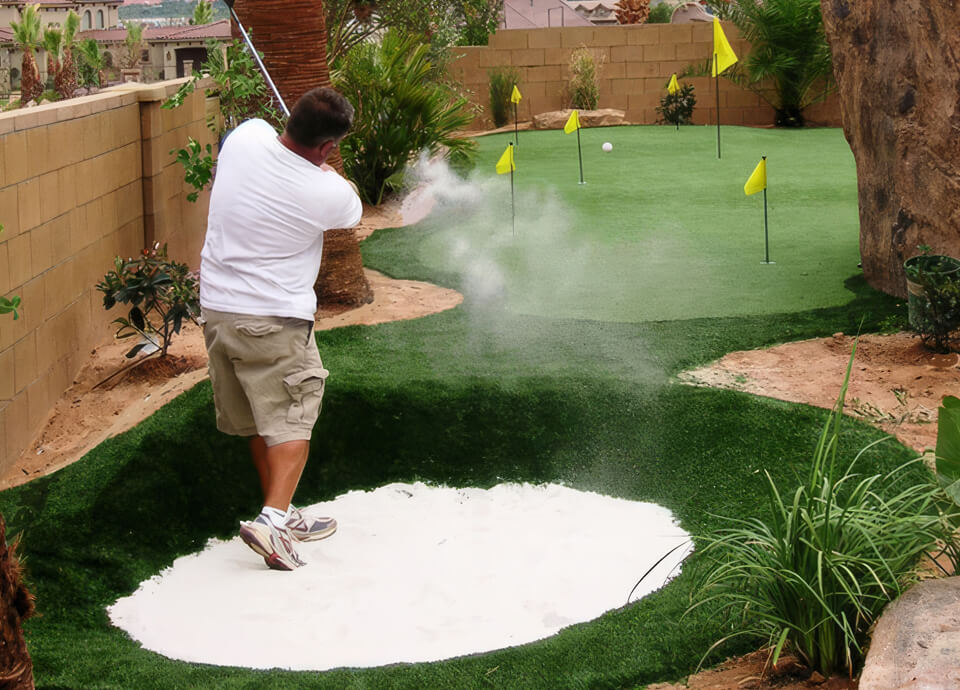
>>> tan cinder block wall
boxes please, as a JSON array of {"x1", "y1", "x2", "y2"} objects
[
  {"x1": 451, "y1": 23, "x2": 841, "y2": 130},
  {"x1": 0, "y1": 78, "x2": 216, "y2": 475}
]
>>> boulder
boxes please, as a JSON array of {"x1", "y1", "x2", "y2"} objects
[
  {"x1": 820, "y1": 1, "x2": 960, "y2": 298},
  {"x1": 532, "y1": 109, "x2": 629, "y2": 130},
  {"x1": 860, "y1": 577, "x2": 960, "y2": 689}
]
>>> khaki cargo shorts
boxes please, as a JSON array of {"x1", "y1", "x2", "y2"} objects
[{"x1": 201, "y1": 308, "x2": 329, "y2": 447}]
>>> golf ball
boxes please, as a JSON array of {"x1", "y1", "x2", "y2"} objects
[{"x1": 602, "y1": 142, "x2": 613, "y2": 152}]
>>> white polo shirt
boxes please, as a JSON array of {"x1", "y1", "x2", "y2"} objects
[{"x1": 200, "y1": 119, "x2": 362, "y2": 322}]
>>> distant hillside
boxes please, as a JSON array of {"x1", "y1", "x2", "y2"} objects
[{"x1": 119, "y1": 0, "x2": 228, "y2": 21}]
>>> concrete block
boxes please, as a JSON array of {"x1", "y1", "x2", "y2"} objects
[
  {"x1": 626, "y1": 26, "x2": 660, "y2": 46},
  {"x1": 527, "y1": 29, "x2": 560, "y2": 50},
  {"x1": 3, "y1": 394, "x2": 29, "y2": 469},
  {"x1": 543, "y1": 46, "x2": 573, "y2": 66},
  {"x1": 479, "y1": 50, "x2": 512, "y2": 68},
  {"x1": 13, "y1": 330, "x2": 37, "y2": 395},
  {"x1": 30, "y1": 221, "x2": 53, "y2": 277},
  {"x1": 17, "y1": 178, "x2": 42, "y2": 233},
  {"x1": 38, "y1": 172, "x2": 60, "y2": 225},
  {"x1": 0, "y1": 114, "x2": 13, "y2": 137},
  {"x1": 20, "y1": 276, "x2": 43, "y2": 334},
  {"x1": 50, "y1": 215, "x2": 71, "y2": 267},
  {"x1": 559, "y1": 27, "x2": 596, "y2": 49},
  {"x1": 592, "y1": 26, "x2": 627, "y2": 47},
  {"x1": 626, "y1": 62, "x2": 659, "y2": 79},
  {"x1": 25, "y1": 126, "x2": 51, "y2": 180},
  {"x1": 0, "y1": 186, "x2": 19, "y2": 238},
  {"x1": 644, "y1": 43, "x2": 677, "y2": 62},
  {"x1": 528, "y1": 65, "x2": 563, "y2": 82},
  {"x1": 611, "y1": 45, "x2": 645, "y2": 63},
  {"x1": 26, "y1": 377, "x2": 49, "y2": 439},
  {"x1": 490, "y1": 30, "x2": 528, "y2": 51},
  {"x1": 4, "y1": 131, "x2": 29, "y2": 186},
  {"x1": 659, "y1": 24, "x2": 694, "y2": 44},
  {"x1": 0, "y1": 346, "x2": 13, "y2": 400},
  {"x1": 7, "y1": 232, "x2": 31, "y2": 292},
  {"x1": 512, "y1": 48, "x2": 545, "y2": 67}
]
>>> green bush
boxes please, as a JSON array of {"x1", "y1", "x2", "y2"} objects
[
  {"x1": 904, "y1": 252, "x2": 960, "y2": 353},
  {"x1": 488, "y1": 66, "x2": 520, "y2": 128},
  {"x1": 568, "y1": 46, "x2": 601, "y2": 110},
  {"x1": 656, "y1": 83, "x2": 696, "y2": 125},
  {"x1": 705, "y1": 0, "x2": 833, "y2": 126},
  {"x1": 648, "y1": 2, "x2": 673, "y2": 23},
  {"x1": 96, "y1": 244, "x2": 199, "y2": 359},
  {"x1": 690, "y1": 346, "x2": 952, "y2": 677},
  {"x1": 334, "y1": 30, "x2": 477, "y2": 204}
]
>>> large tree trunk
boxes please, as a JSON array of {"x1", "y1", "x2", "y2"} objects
[
  {"x1": 232, "y1": 0, "x2": 373, "y2": 310},
  {"x1": 0, "y1": 514, "x2": 35, "y2": 690},
  {"x1": 820, "y1": 1, "x2": 960, "y2": 298}
]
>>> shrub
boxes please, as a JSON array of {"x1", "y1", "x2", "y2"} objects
[
  {"x1": 648, "y1": 2, "x2": 673, "y2": 23},
  {"x1": 568, "y1": 46, "x2": 601, "y2": 110},
  {"x1": 656, "y1": 82, "x2": 696, "y2": 125},
  {"x1": 488, "y1": 66, "x2": 521, "y2": 128},
  {"x1": 690, "y1": 345, "x2": 952, "y2": 678},
  {"x1": 705, "y1": 0, "x2": 833, "y2": 127},
  {"x1": 96, "y1": 244, "x2": 200, "y2": 359},
  {"x1": 333, "y1": 30, "x2": 477, "y2": 204},
  {"x1": 904, "y1": 251, "x2": 960, "y2": 353},
  {"x1": 171, "y1": 137, "x2": 214, "y2": 203}
]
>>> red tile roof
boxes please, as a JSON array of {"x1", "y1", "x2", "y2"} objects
[{"x1": 76, "y1": 19, "x2": 230, "y2": 42}]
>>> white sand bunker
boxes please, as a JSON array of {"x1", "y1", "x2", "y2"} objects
[{"x1": 109, "y1": 482, "x2": 691, "y2": 671}]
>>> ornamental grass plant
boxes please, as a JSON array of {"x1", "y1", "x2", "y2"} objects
[{"x1": 690, "y1": 343, "x2": 954, "y2": 678}]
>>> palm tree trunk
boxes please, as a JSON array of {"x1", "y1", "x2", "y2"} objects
[
  {"x1": 232, "y1": 0, "x2": 373, "y2": 311},
  {"x1": 0, "y1": 514, "x2": 35, "y2": 690}
]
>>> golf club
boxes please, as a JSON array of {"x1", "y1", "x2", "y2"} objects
[{"x1": 222, "y1": 0, "x2": 290, "y2": 118}]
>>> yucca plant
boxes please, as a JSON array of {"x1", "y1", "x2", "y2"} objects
[
  {"x1": 706, "y1": 0, "x2": 833, "y2": 126},
  {"x1": 487, "y1": 66, "x2": 520, "y2": 128},
  {"x1": 334, "y1": 30, "x2": 477, "y2": 204},
  {"x1": 10, "y1": 4, "x2": 43, "y2": 105},
  {"x1": 690, "y1": 343, "x2": 953, "y2": 678}
]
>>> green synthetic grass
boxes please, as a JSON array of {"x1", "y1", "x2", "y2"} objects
[
  {"x1": 372, "y1": 126, "x2": 862, "y2": 322},
  {"x1": 2, "y1": 124, "x2": 918, "y2": 688}
]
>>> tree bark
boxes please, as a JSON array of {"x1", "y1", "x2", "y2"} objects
[
  {"x1": 0, "y1": 514, "x2": 35, "y2": 690},
  {"x1": 232, "y1": 0, "x2": 373, "y2": 310},
  {"x1": 820, "y1": 0, "x2": 960, "y2": 298}
]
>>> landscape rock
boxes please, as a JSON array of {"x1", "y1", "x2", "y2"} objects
[
  {"x1": 859, "y1": 577, "x2": 960, "y2": 689},
  {"x1": 532, "y1": 108, "x2": 628, "y2": 130},
  {"x1": 820, "y1": 1, "x2": 960, "y2": 298}
]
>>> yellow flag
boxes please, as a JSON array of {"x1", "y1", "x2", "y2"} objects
[
  {"x1": 510, "y1": 84, "x2": 522, "y2": 104},
  {"x1": 496, "y1": 144, "x2": 515, "y2": 175},
  {"x1": 744, "y1": 158, "x2": 766, "y2": 196},
  {"x1": 667, "y1": 73, "x2": 679, "y2": 95},
  {"x1": 563, "y1": 109, "x2": 580, "y2": 134},
  {"x1": 712, "y1": 17, "x2": 738, "y2": 77}
]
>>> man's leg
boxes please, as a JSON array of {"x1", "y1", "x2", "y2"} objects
[{"x1": 249, "y1": 436, "x2": 309, "y2": 511}]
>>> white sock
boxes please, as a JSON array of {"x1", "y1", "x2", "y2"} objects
[{"x1": 260, "y1": 506, "x2": 288, "y2": 529}]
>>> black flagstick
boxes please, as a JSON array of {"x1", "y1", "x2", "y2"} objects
[
  {"x1": 576, "y1": 123, "x2": 585, "y2": 184},
  {"x1": 513, "y1": 101, "x2": 519, "y2": 148},
  {"x1": 510, "y1": 142, "x2": 516, "y2": 238},
  {"x1": 762, "y1": 157, "x2": 771, "y2": 264},
  {"x1": 715, "y1": 52, "x2": 721, "y2": 159}
]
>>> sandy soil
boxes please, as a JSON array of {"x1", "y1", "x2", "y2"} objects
[
  {"x1": 680, "y1": 331, "x2": 959, "y2": 454},
  {"x1": 1, "y1": 197, "x2": 460, "y2": 490}
]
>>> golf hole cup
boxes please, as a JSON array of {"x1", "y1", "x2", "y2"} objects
[{"x1": 602, "y1": 142, "x2": 613, "y2": 153}]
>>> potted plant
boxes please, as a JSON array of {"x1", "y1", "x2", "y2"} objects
[{"x1": 904, "y1": 247, "x2": 960, "y2": 353}]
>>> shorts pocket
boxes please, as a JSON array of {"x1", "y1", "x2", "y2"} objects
[
  {"x1": 235, "y1": 320, "x2": 283, "y2": 337},
  {"x1": 283, "y1": 367, "x2": 330, "y2": 424}
]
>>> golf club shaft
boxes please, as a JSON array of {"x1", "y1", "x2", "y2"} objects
[{"x1": 224, "y1": 0, "x2": 290, "y2": 118}]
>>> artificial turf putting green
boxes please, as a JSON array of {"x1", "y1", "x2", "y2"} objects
[
  {"x1": 4, "y1": 125, "x2": 918, "y2": 688},
  {"x1": 380, "y1": 126, "x2": 862, "y2": 322}
]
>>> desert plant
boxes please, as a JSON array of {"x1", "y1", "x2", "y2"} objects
[
  {"x1": 904, "y1": 250, "x2": 960, "y2": 353},
  {"x1": 41, "y1": 11, "x2": 79, "y2": 100},
  {"x1": 614, "y1": 0, "x2": 650, "y2": 24},
  {"x1": 487, "y1": 66, "x2": 520, "y2": 128},
  {"x1": 705, "y1": 0, "x2": 833, "y2": 127},
  {"x1": 96, "y1": 244, "x2": 200, "y2": 359},
  {"x1": 9, "y1": 4, "x2": 43, "y2": 105},
  {"x1": 76, "y1": 38, "x2": 105, "y2": 89},
  {"x1": 648, "y1": 2, "x2": 672, "y2": 23},
  {"x1": 690, "y1": 345, "x2": 952, "y2": 678},
  {"x1": 568, "y1": 46, "x2": 601, "y2": 110},
  {"x1": 657, "y1": 82, "x2": 696, "y2": 125},
  {"x1": 333, "y1": 30, "x2": 476, "y2": 204}
]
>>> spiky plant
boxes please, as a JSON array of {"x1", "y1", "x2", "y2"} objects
[
  {"x1": 614, "y1": 0, "x2": 650, "y2": 24},
  {"x1": 10, "y1": 4, "x2": 43, "y2": 104},
  {"x1": 42, "y1": 26, "x2": 62, "y2": 84}
]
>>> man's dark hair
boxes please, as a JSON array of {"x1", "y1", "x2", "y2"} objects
[{"x1": 285, "y1": 87, "x2": 355, "y2": 148}]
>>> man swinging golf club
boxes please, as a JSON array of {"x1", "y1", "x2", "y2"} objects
[{"x1": 200, "y1": 87, "x2": 362, "y2": 570}]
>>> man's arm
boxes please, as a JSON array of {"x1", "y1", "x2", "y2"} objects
[{"x1": 320, "y1": 163, "x2": 361, "y2": 197}]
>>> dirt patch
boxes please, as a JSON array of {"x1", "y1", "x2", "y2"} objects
[
  {"x1": 680, "y1": 331, "x2": 959, "y2": 453},
  {"x1": 1, "y1": 198, "x2": 459, "y2": 490},
  {"x1": 649, "y1": 650, "x2": 857, "y2": 690}
]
